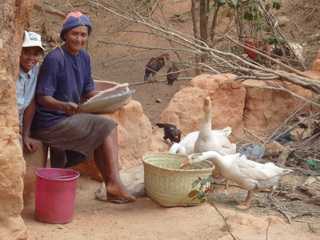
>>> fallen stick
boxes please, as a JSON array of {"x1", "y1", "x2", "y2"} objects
[
  {"x1": 243, "y1": 128, "x2": 265, "y2": 143},
  {"x1": 209, "y1": 202, "x2": 240, "y2": 240},
  {"x1": 265, "y1": 218, "x2": 272, "y2": 240},
  {"x1": 270, "y1": 202, "x2": 292, "y2": 224}
]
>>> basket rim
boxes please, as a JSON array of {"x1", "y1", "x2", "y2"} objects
[{"x1": 143, "y1": 152, "x2": 213, "y2": 173}]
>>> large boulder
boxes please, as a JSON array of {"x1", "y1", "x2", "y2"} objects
[
  {"x1": 242, "y1": 80, "x2": 313, "y2": 135},
  {"x1": 159, "y1": 73, "x2": 312, "y2": 139},
  {"x1": 160, "y1": 74, "x2": 246, "y2": 138},
  {"x1": 74, "y1": 100, "x2": 153, "y2": 181},
  {"x1": 0, "y1": 0, "x2": 35, "y2": 239}
]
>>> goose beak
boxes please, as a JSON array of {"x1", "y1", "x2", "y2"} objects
[{"x1": 188, "y1": 153, "x2": 203, "y2": 162}]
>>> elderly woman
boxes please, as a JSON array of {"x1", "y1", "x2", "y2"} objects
[{"x1": 32, "y1": 11, "x2": 135, "y2": 203}]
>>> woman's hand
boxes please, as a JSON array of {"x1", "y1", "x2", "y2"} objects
[
  {"x1": 62, "y1": 102, "x2": 79, "y2": 115},
  {"x1": 23, "y1": 136, "x2": 40, "y2": 153},
  {"x1": 37, "y1": 96, "x2": 79, "y2": 115}
]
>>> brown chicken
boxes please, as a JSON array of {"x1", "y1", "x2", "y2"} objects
[
  {"x1": 144, "y1": 53, "x2": 169, "y2": 81},
  {"x1": 167, "y1": 62, "x2": 179, "y2": 85}
]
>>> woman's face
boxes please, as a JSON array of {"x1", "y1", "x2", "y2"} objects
[
  {"x1": 20, "y1": 47, "x2": 42, "y2": 72},
  {"x1": 64, "y1": 26, "x2": 88, "y2": 54}
]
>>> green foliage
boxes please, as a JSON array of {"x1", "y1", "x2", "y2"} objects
[
  {"x1": 243, "y1": 0, "x2": 262, "y2": 22},
  {"x1": 264, "y1": 35, "x2": 285, "y2": 45},
  {"x1": 226, "y1": 0, "x2": 239, "y2": 8},
  {"x1": 216, "y1": 0, "x2": 226, "y2": 6},
  {"x1": 188, "y1": 175, "x2": 215, "y2": 202},
  {"x1": 272, "y1": 0, "x2": 281, "y2": 10},
  {"x1": 239, "y1": 0, "x2": 282, "y2": 39}
]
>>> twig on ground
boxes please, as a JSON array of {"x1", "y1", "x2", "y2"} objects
[
  {"x1": 270, "y1": 202, "x2": 292, "y2": 224},
  {"x1": 294, "y1": 219, "x2": 320, "y2": 224},
  {"x1": 243, "y1": 128, "x2": 265, "y2": 143},
  {"x1": 265, "y1": 218, "x2": 272, "y2": 240},
  {"x1": 209, "y1": 202, "x2": 240, "y2": 240}
]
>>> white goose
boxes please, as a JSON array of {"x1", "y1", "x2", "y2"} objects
[
  {"x1": 169, "y1": 127, "x2": 232, "y2": 155},
  {"x1": 184, "y1": 151, "x2": 293, "y2": 209},
  {"x1": 194, "y1": 97, "x2": 236, "y2": 155}
]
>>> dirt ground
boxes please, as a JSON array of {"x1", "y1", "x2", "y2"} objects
[
  {"x1": 23, "y1": 175, "x2": 320, "y2": 240},
  {"x1": 23, "y1": 0, "x2": 320, "y2": 239}
]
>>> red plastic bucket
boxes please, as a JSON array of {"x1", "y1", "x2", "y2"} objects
[{"x1": 35, "y1": 168, "x2": 80, "y2": 224}]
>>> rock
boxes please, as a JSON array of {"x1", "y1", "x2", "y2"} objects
[
  {"x1": 242, "y1": 80, "x2": 312, "y2": 135},
  {"x1": 149, "y1": 128, "x2": 170, "y2": 153},
  {"x1": 0, "y1": 0, "x2": 34, "y2": 239},
  {"x1": 159, "y1": 86, "x2": 207, "y2": 135},
  {"x1": 159, "y1": 74, "x2": 313, "y2": 140},
  {"x1": 160, "y1": 74, "x2": 246, "y2": 138},
  {"x1": 73, "y1": 100, "x2": 152, "y2": 181}
]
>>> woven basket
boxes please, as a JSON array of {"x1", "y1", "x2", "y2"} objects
[{"x1": 143, "y1": 153, "x2": 213, "y2": 207}]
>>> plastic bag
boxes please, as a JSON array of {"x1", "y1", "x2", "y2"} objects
[{"x1": 239, "y1": 143, "x2": 265, "y2": 160}]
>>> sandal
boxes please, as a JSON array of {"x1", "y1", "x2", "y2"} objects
[{"x1": 107, "y1": 193, "x2": 136, "y2": 204}]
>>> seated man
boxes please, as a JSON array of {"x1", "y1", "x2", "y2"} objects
[{"x1": 16, "y1": 31, "x2": 44, "y2": 153}]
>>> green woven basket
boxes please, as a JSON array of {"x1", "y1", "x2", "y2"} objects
[{"x1": 143, "y1": 152, "x2": 213, "y2": 207}]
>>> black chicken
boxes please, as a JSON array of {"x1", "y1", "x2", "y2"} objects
[
  {"x1": 144, "y1": 53, "x2": 169, "y2": 81},
  {"x1": 167, "y1": 62, "x2": 179, "y2": 85},
  {"x1": 156, "y1": 123, "x2": 181, "y2": 144}
]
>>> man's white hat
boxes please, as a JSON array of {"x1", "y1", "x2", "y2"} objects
[{"x1": 22, "y1": 31, "x2": 44, "y2": 51}]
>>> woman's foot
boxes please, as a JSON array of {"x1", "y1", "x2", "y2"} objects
[{"x1": 106, "y1": 182, "x2": 136, "y2": 204}]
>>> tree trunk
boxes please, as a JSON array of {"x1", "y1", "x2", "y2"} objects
[
  {"x1": 199, "y1": 0, "x2": 208, "y2": 43},
  {"x1": 209, "y1": 4, "x2": 221, "y2": 45},
  {"x1": 191, "y1": 0, "x2": 201, "y2": 75},
  {"x1": 199, "y1": 0, "x2": 209, "y2": 63}
]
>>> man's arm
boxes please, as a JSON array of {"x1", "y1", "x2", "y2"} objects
[
  {"x1": 22, "y1": 99, "x2": 40, "y2": 153},
  {"x1": 22, "y1": 99, "x2": 36, "y2": 138}
]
